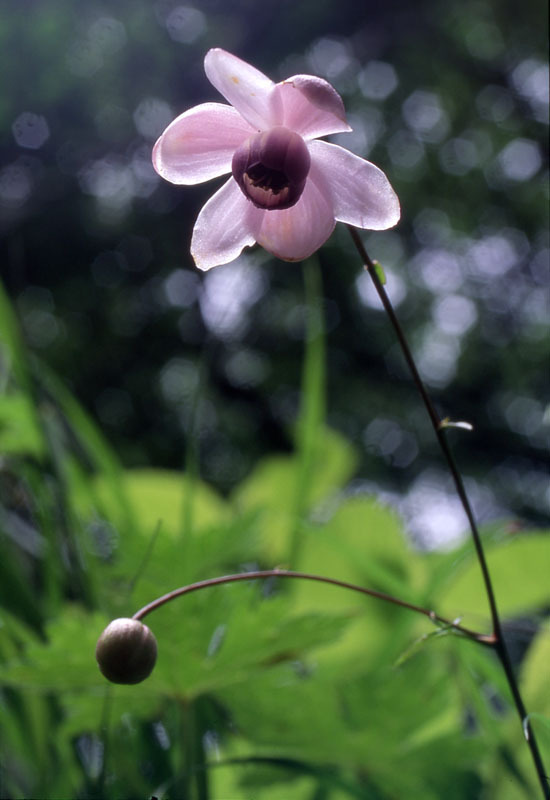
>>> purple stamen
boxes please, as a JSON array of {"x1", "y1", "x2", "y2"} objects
[{"x1": 232, "y1": 126, "x2": 311, "y2": 210}]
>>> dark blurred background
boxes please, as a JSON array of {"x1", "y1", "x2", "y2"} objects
[{"x1": 1, "y1": 0, "x2": 548, "y2": 546}]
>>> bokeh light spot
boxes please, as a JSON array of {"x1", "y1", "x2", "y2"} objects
[
  {"x1": 308, "y1": 38, "x2": 354, "y2": 80},
  {"x1": 0, "y1": 163, "x2": 33, "y2": 208},
  {"x1": 163, "y1": 269, "x2": 199, "y2": 308},
  {"x1": 402, "y1": 90, "x2": 450, "y2": 143},
  {"x1": 467, "y1": 233, "x2": 522, "y2": 278},
  {"x1": 510, "y1": 58, "x2": 549, "y2": 122},
  {"x1": 414, "y1": 247, "x2": 464, "y2": 293},
  {"x1": 497, "y1": 138, "x2": 542, "y2": 182},
  {"x1": 133, "y1": 98, "x2": 174, "y2": 141},
  {"x1": 358, "y1": 61, "x2": 398, "y2": 101},
  {"x1": 12, "y1": 112, "x2": 50, "y2": 150},
  {"x1": 432, "y1": 294, "x2": 478, "y2": 336},
  {"x1": 88, "y1": 17, "x2": 127, "y2": 55},
  {"x1": 199, "y1": 257, "x2": 267, "y2": 340},
  {"x1": 165, "y1": 5, "x2": 206, "y2": 44}
]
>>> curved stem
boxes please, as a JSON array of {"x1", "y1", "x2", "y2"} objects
[
  {"x1": 132, "y1": 568, "x2": 493, "y2": 645},
  {"x1": 347, "y1": 225, "x2": 549, "y2": 798}
]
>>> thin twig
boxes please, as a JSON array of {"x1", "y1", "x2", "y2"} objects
[
  {"x1": 132, "y1": 568, "x2": 493, "y2": 645},
  {"x1": 347, "y1": 225, "x2": 549, "y2": 798}
]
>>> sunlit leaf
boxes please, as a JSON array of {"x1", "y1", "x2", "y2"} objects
[
  {"x1": 520, "y1": 622, "x2": 550, "y2": 714},
  {"x1": 436, "y1": 532, "x2": 550, "y2": 623}
]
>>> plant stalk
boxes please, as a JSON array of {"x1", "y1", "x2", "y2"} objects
[
  {"x1": 347, "y1": 225, "x2": 549, "y2": 798},
  {"x1": 132, "y1": 568, "x2": 492, "y2": 645}
]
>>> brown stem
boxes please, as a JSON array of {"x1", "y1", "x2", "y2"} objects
[
  {"x1": 347, "y1": 225, "x2": 549, "y2": 798},
  {"x1": 132, "y1": 568, "x2": 493, "y2": 645}
]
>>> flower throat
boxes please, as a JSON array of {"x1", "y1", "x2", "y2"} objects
[{"x1": 232, "y1": 126, "x2": 311, "y2": 211}]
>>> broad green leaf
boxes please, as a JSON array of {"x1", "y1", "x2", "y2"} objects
[
  {"x1": 211, "y1": 745, "x2": 364, "y2": 800},
  {"x1": 520, "y1": 622, "x2": 550, "y2": 714},
  {"x1": 0, "y1": 606, "x2": 114, "y2": 691},
  {"x1": 315, "y1": 495, "x2": 414, "y2": 592},
  {"x1": 99, "y1": 514, "x2": 262, "y2": 620},
  {"x1": 436, "y1": 532, "x2": 550, "y2": 623},
  {"x1": 235, "y1": 428, "x2": 357, "y2": 516},
  {"x1": 289, "y1": 495, "x2": 422, "y2": 671},
  {"x1": 217, "y1": 649, "x2": 475, "y2": 800},
  {"x1": 305, "y1": 426, "x2": 359, "y2": 508},
  {"x1": 97, "y1": 468, "x2": 230, "y2": 539},
  {"x1": 147, "y1": 583, "x2": 350, "y2": 699},
  {"x1": 233, "y1": 427, "x2": 358, "y2": 562},
  {"x1": 0, "y1": 589, "x2": 349, "y2": 702}
]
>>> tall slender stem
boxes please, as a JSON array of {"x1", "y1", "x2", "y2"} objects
[
  {"x1": 132, "y1": 568, "x2": 492, "y2": 645},
  {"x1": 347, "y1": 225, "x2": 549, "y2": 798}
]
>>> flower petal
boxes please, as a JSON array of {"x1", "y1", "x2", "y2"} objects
[
  {"x1": 256, "y1": 169, "x2": 335, "y2": 261},
  {"x1": 309, "y1": 140, "x2": 400, "y2": 229},
  {"x1": 152, "y1": 103, "x2": 254, "y2": 185},
  {"x1": 204, "y1": 48, "x2": 274, "y2": 131},
  {"x1": 271, "y1": 75, "x2": 352, "y2": 139},
  {"x1": 191, "y1": 178, "x2": 263, "y2": 270}
]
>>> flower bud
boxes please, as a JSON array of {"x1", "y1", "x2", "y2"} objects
[
  {"x1": 95, "y1": 618, "x2": 157, "y2": 685},
  {"x1": 232, "y1": 126, "x2": 311, "y2": 210}
]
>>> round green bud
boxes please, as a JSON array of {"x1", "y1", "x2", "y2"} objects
[{"x1": 95, "y1": 618, "x2": 157, "y2": 685}]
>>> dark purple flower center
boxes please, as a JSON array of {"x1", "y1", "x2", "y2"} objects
[{"x1": 232, "y1": 126, "x2": 311, "y2": 211}]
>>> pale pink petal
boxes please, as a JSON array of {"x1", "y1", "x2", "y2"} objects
[
  {"x1": 309, "y1": 140, "x2": 400, "y2": 230},
  {"x1": 271, "y1": 75, "x2": 352, "y2": 139},
  {"x1": 204, "y1": 48, "x2": 274, "y2": 131},
  {"x1": 152, "y1": 103, "x2": 254, "y2": 185},
  {"x1": 191, "y1": 178, "x2": 263, "y2": 270},
  {"x1": 256, "y1": 170, "x2": 335, "y2": 261}
]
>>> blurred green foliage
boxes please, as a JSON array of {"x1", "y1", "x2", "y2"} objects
[
  {"x1": 0, "y1": 0, "x2": 549, "y2": 797},
  {"x1": 1, "y1": 278, "x2": 549, "y2": 798}
]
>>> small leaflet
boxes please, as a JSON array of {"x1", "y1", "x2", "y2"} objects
[
  {"x1": 439, "y1": 417, "x2": 474, "y2": 432},
  {"x1": 371, "y1": 259, "x2": 387, "y2": 285}
]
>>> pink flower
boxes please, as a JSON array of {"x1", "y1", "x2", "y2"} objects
[{"x1": 153, "y1": 48, "x2": 400, "y2": 270}]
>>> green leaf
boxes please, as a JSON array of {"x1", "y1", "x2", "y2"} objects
[
  {"x1": 393, "y1": 622, "x2": 458, "y2": 667},
  {"x1": 520, "y1": 622, "x2": 550, "y2": 714},
  {"x1": 289, "y1": 495, "x2": 423, "y2": 671},
  {"x1": 372, "y1": 260, "x2": 387, "y2": 285},
  {"x1": 436, "y1": 532, "x2": 550, "y2": 623},
  {"x1": 217, "y1": 647, "x2": 476, "y2": 800},
  {"x1": 147, "y1": 583, "x2": 351, "y2": 699},
  {"x1": 97, "y1": 468, "x2": 230, "y2": 539},
  {"x1": 0, "y1": 587, "x2": 349, "y2": 703},
  {"x1": 0, "y1": 605, "x2": 113, "y2": 691},
  {"x1": 233, "y1": 427, "x2": 357, "y2": 562}
]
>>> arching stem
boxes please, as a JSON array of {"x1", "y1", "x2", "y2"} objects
[{"x1": 132, "y1": 568, "x2": 493, "y2": 646}]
